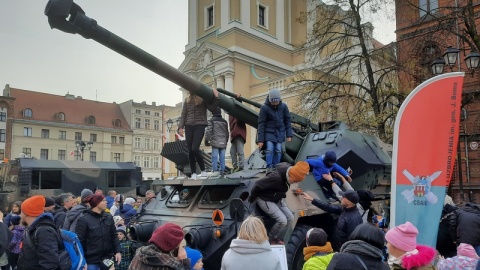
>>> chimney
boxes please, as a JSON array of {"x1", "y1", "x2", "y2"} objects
[{"x1": 3, "y1": 84, "x2": 11, "y2": 97}]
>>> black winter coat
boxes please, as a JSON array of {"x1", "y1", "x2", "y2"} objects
[
  {"x1": 178, "y1": 95, "x2": 218, "y2": 128},
  {"x1": 326, "y1": 240, "x2": 389, "y2": 270},
  {"x1": 257, "y1": 97, "x2": 293, "y2": 143},
  {"x1": 449, "y1": 203, "x2": 480, "y2": 246},
  {"x1": 53, "y1": 207, "x2": 67, "y2": 228},
  {"x1": 76, "y1": 210, "x2": 120, "y2": 264},
  {"x1": 17, "y1": 213, "x2": 61, "y2": 270},
  {"x1": 311, "y1": 199, "x2": 363, "y2": 251},
  {"x1": 249, "y1": 163, "x2": 291, "y2": 203}
]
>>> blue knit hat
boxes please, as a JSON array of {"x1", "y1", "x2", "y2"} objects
[
  {"x1": 323, "y1": 151, "x2": 337, "y2": 163},
  {"x1": 185, "y1": 247, "x2": 203, "y2": 269}
]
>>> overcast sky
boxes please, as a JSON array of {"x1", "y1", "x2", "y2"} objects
[{"x1": 1, "y1": 1, "x2": 395, "y2": 107}]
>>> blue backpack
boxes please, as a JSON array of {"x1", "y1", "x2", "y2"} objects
[{"x1": 26, "y1": 222, "x2": 86, "y2": 270}]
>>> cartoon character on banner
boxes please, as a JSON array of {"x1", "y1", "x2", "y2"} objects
[{"x1": 401, "y1": 169, "x2": 441, "y2": 204}]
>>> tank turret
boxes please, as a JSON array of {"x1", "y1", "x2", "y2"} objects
[{"x1": 44, "y1": 2, "x2": 392, "y2": 269}]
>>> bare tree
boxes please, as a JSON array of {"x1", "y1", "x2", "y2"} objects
[{"x1": 289, "y1": 0, "x2": 404, "y2": 143}]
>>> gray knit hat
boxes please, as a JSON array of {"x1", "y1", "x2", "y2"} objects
[
  {"x1": 81, "y1": 188, "x2": 93, "y2": 203},
  {"x1": 268, "y1": 89, "x2": 281, "y2": 103}
]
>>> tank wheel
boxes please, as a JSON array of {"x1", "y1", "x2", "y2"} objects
[{"x1": 286, "y1": 224, "x2": 311, "y2": 270}]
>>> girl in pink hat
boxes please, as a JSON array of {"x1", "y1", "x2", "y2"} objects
[{"x1": 437, "y1": 243, "x2": 479, "y2": 270}]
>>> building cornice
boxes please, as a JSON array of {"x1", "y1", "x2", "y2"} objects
[{"x1": 13, "y1": 119, "x2": 133, "y2": 134}]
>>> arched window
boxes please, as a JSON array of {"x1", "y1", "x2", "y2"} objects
[
  {"x1": 114, "y1": 119, "x2": 121, "y2": 127},
  {"x1": 23, "y1": 108, "x2": 33, "y2": 118},
  {"x1": 57, "y1": 112, "x2": 65, "y2": 121},
  {"x1": 87, "y1": 116, "x2": 95, "y2": 124}
]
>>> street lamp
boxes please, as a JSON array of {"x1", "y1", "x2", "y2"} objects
[
  {"x1": 431, "y1": 47, "x2": 480, "y2": 76},
  {"x1": 166, "y1": 119, "x2": 173, "y2": 132},
  {"x1": 431, "y1": 57, "x2": 446, "y2": 76},
  {"x1": 443, "y1": 46, "x2": 460, "y2": 70},
  {"x1": 75, "y1": 140, "x2": 93, "y2": 161},
  {"x1": 465, "y1": 51, "x2": 480, "y2": 71}
]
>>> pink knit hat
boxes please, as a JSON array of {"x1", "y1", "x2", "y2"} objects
[
  {"x1": 385, "y1": 221, "x2": 418, "y2": 252},
  {"x1": 457, "y1": 243, "x2": 479, "y2": 258}
]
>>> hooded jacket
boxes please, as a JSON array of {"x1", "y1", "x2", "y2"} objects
[
  {"x1": 249, "y1": 162, "x2": 291, "y2": 203},
  {"x1": 449, "y1": 203, "x2": 480, "y2": 247},
  {"x1": 310, "y1": 199, "x2": 363, "y2": 251},
  {"x1": 205, "y1": 114, "x2": 229, "y2": 149},
  {"x1": 178, "y1": 95, "x2": 218, "y2": 128},
  {"x1": 220, "y1": 239, "x2": 280, "y2": 270},
  {"x1": 63, "y1": 203, "x2": 87, "y2": 231},
  {"x1": 115, "y1": 204, "x2": 137, "y2": 226},
  {"x1": 390, "y1": 245, "x2": 436, "y2": 270},
  {"x1": 257, "y1": 96, "x2": 293, "y2": 143},
  {"x1": 17, "y1": 213, "x2": 61, "y2": 270},
  {"x1": 326, "y1": 240, "x2": 389, "y2": 270},
  {"x1": 436, "y1": 255, "x2": 479, "y2": 270},
  {"x1": 306, "y1": 157, "x2": 349, "y2": 182},
  {"x1": 128, "y1": 244, "x2": 190, "y2": 270}
]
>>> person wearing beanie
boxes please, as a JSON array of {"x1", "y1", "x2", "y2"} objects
[
  {"x1": 185, "y1": 247, "x2": 203, "y2": 270},
  {"x1": 437, "y1": 243, "x2": 479, "y2": 270},
  {"x1": 43, "y1": 197, "x2": 56, "y2": 213},
  {"x1": 248, "y1": 161, "x2": 310, "y2": 244},
  {"x1": 63, "y1": 189, "x2": 93, "y2": 231},
  {"x1": 302, "y1": 228, "x2": 334, "y2": 270},
  {"x1": 204, "y1": 106, "x2": 229, "y2": 177},
  {"x1": 221, "y1": 216, "x2": 280, "y2": 270},
  {"x1": 129, "y1": 222, "x2": 190, "y2": 270},
  {"x1": 306, "y1": 151, "x2": 352, "y2": 200},
  {"x1": 385, "y1": 222, "x2": 436, "y2": 270},
  {"x1": 114, "y1": 227, "x2": 136, "y2": 270},
  {"x1": 177, "y1": 88, "x2": 219, "y2": 180},
  {"x1": 76, "y1": 194, "x2": 121, "y2": 269},
  {"x1": 257, "y1": 88, "x2": 293, "y2": 173},
  {"x1": 327, "y1": 223, "x2": 389, "y2": 270},
  {"x1": 17, "y1": 195, "x2": 63, "y2": 270},
  {"x1": 301, "y1": 187, "x2": 363, "y2": 251},
  {"x1": 114, "y1": 197, "x2": 137, "y2": 226}
]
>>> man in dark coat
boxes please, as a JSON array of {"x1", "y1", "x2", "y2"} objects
[
  {"x1": 17, "y1": 195, "x2": 61, "y2": 270},
  {"x1": 449, "y1": 202, "x2": 480, "y2": 255},
  {"x1": 76, "y1": 194, "x2": 121, "y2": 269},
  {"x1": 248, "y1": 161, "x2": 310, "y2": 244},
  {"x1": 53, "y1": 193, "x2": 74, "y2": 228},
  {"x1": 301, "y1": 189, "x2": 363, "y2": 251},
  {"x1": 256, "y1": 89, "x2": 293, "y2": 172}
]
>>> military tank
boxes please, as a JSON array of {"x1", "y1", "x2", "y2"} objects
[{"x1": 44, "y1": 2, "x2": 392, "y2": 269}]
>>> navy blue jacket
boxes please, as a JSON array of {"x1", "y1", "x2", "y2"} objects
[
  {"x1": 257, "y1": 97, "x2": 292, "y2": 143},
  {"x1": 311, "y1": 199, "x2": 363, "y2": 251}
]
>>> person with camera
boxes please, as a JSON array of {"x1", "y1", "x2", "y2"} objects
[{"x1": 76, "y1": 194, "x2": 121, "y2": 270}]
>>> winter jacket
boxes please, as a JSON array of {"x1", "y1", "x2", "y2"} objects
[
  {"x1": 115, "y1": 204, "x2": 137, "y2": 226},
  {"x1": 106, "y1": 195, "x2": 115, "y2": 209},
  {"x1": 63, "y1": 203, "x2": 87, "y2": 231},
  {"x1": 257, "y1": 96, "x2": 292, "y2": 143},
  {"x1": 220, "y1": 239, "x2": 280, "y2": 270},
  {"x1": 449, "y1": 203, "x2": 480, "y2": 247},
  {"x1": 178, "y1": 95, "x2": 218, "y2": 128},
  {"x1": 306, "y1": 157, "x2": 349, "y2": 182},
  {"x1": 303, "y1": 244, "x2": 335, "y2": 270},
  {"x1": 205, "y1": 114, "x2": 229, "y2": 149},
  {"x1": 115, "y1": 239, "x2": 136, "y2": 270},
  {"x1": 249, "y1": 162, "x2": 291, "y2": 203},
  {"x1": 326, "y1": 240, "x2": 389, "y2": 270},
  {"x1": 17, "y1": 213, "x2": 61, "y2": 270},
  {"x1": 437, "y1": 255, "x2": 478, "y2": 270},
  {"x1": 8, "y1": 225, "x2": 25, "y2": 254},
  {"x1": 76, "y1": 210, "x2": 120, "y2": 264},
  {"x1": 0, "y1": 222, "x2": 11, "y2": 257},
  {"x1": 437, "y1": 204, "x2": 458, "y2": 258},
  {"x1": 4, "y1": 212, "x2": 19, "y2": 228},
  {"x1": 229, "y1": 115, "x2": 246, "y2": 142},
  {"x1": 311, "y1": 199, "x2": 363, "y2": 250},
  {"x1": 390, "y1": 245, "x2": 436, "y2": 270},
  {"x1": 128, "y1": 244, "x2": 190, "y2": 270},
  {"x1": 53, "y1": 207, "x2": 68, "y2": 228}
]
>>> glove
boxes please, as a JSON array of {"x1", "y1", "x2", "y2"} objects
[{"x1": 247, "y1": 196, "x2": 255, "y2": 203}]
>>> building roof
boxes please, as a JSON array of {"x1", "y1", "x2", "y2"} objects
[{"x1": 9, "y1": 88, "x2": 131, "y2": 131}]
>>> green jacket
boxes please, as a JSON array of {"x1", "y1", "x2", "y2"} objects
[{"x1": 303, "y1": 253, "x2": 334, "y2": 270}]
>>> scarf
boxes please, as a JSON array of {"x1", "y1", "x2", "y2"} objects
[
  {"x1": 303, "y1": 242, "x2": 334, "y2": 260},
  {"x1": 340, "y1": 240, "x2": 383, "y2": 259}
]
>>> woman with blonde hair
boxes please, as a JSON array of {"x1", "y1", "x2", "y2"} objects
[
  {"x1": 221, "y1": 216, "x2": 280, "y2": 270},
  {"x1": 178, "y1": 89, "x2": 219, "y2": 180}
]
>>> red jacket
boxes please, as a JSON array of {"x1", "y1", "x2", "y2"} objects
[{"x1": 229, "y1": 115, "x2": 246, "y2": 142}]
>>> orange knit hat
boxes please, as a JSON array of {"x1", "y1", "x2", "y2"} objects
[
  {"x1": 288, "y1": 161, "x2": 310, "y2": 183},
  {"x1": 22, "y1": 195, "x2": 46, "y2": 217}
]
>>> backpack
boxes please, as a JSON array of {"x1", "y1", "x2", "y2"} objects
[{"x1": 26, "y1": 222, "x2": 86, "y2": 270}]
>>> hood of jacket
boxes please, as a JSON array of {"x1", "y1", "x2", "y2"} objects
[
  {"x1": 65, "y1": 204, "x2": 87, "y2": 223},
  {"x1": 134, "y1": 244, "x2": 188, "y2": 268},
  {"x1": 119, "y1": 203, "x2": 135, "y2": 214},
  {"x1": 229, "y1": 239, "x2": 273, "y2": 254},
  {"x1": 399, "y1": 245, "x2": 436, "y2": 270},
  {"x1": 30, "y1": 212, "x2": 54, "y2": 228}
]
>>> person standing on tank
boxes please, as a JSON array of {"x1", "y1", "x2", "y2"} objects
[
  {"x1": 178, "y1": 88, "x2": 219, "y2": 180},
  {"x1": 257, "y1": 89, "x2": 293, "y2": 173}
]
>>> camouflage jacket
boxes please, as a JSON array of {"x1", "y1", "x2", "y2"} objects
[{"x1": 128, "y1": 244, "x2": 190, "y2": 270}]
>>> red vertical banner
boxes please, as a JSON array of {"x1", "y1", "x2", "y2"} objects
[{"x1": 391, "y1": 72, "x2": 464, "y2": 247}]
